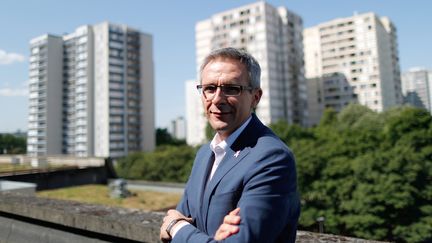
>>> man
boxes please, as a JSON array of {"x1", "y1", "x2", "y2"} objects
[{"x1": 160, "y1": 47, "x2": 300, "y2": 242}]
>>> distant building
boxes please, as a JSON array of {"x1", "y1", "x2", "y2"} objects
[
  {"x1": 188, "y1": 1, "x2": 307, "y2": 144},
  {"x1": 27, "y1": 22, "x2": 155, "y2": 158},
  {"x1": 306, "y1": 73, "x2": 357, "y2": 125},
  {"x1": 185, "y1": 79, "x2": 207, "y2": 145},
  {"x1": 169, "y1": 116, "x2": 186, "y2": 140},
  {"x1": 401, "y1": 68, "x2": 432, "y2": 113},
  {"x1": 304, "y1": 12, "x2": 403, "y2": 125}
]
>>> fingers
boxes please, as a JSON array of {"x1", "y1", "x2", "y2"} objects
[
  {"x1": 160, "y1": 220, "x2": 171, "y2": 241},
  {"x1": 215, "y1": 208, "x2": 241, "y2": 240},
  {"x1": 223, "y1": 208, "x2": 241, "y2": 225},
  {"x1": 167, "y1": 209, "x2": 177, "y2": 215},
  {"x1": 215, "y1": 231, "x2": 231, "y2": 241},
  {"x1": 167, "y1": 209, "x2": 184, "y2": 218},
  {"x1": 223, "y1": 214, "x2": 241, "y2": 225},
  {"x1": 229, "y1": 207, "x2": 240, "y2": 216},
  {"x1": 220, "y1": 223, "x2": 240, "y2": 234},
  {"x1": 215, "y1": 223, "x2": 240, "y2": 240},
  {"x1": 160, "y1": 209, "x2": 187, "y2": 241}
]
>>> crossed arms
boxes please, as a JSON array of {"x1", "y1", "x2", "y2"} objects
[{"x1": 161, "y1": 147, "x2": 300, "y2": 242}]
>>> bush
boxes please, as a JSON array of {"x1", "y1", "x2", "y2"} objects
[{"x1": 116, "y1": 145, "x2": 197, "y2": 183}]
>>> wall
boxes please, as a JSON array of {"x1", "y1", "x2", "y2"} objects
[
  {"x1": 0, "y1": 158, "x2": 113, "y2": 191},
  {"x1": 0, "y1": 193, "x2": 388, "y2": 243}
]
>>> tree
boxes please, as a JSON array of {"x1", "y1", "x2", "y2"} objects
[
  {"x1": 116, "y1": 145, "x2": 197, "y2": 183},
  {"x1": 269, "y1": 119, "x2": 314, "y2": 145},
  {"x1": 292, "y1": 105, "x2": 432, "y2": 242},
  {"x1": 0, "y1": 134, "x2": 26, "y2": 154},
  {"x1": 156, "y1": 128, "x2": 186, "y2": 146},
  {"x1": 205, "y1": 122, "x2": 215, "y2": 141}
]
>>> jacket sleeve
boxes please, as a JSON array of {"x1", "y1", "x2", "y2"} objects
[
  {"x1": 176, "y1": 186, "x2": 190, "y2": 217},
  {"x1": 227, "y1": 148, "x2": 300, "y2": 243},
  {"x1": 174, "y1": 180, "x2": 218, "y2": 242}
]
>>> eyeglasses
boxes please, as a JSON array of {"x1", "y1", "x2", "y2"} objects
[{"x1": 196, "y1": 84, "x2": 253, "y2": 100}]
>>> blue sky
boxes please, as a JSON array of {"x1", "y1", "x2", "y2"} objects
[{"x1": 0, "y1": 0, "x2": 431, "y2": 132}]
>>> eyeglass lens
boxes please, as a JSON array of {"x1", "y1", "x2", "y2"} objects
[{"x1": 201, "y1": 85, "x2": 242, "y2": 99}]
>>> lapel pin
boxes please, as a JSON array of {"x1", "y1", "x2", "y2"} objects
[{"x1": 234, "y1": 151, "x2": 240, "y2": 158}]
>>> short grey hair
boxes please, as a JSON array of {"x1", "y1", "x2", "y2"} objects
[{"x1": 199, "y1": 47, "x2": 261, "y2": 89}]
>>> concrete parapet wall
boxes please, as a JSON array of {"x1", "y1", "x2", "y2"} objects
[
  {"x1": 0, "y1": 155, "x2": 105, "y2": 167},
  {"x1": 0, "y1": 192, "x2": 388, "y2": 243},
  {"x1": 1, "y1": 166, "x2": 109, "y2": 190},
  {"x1": 0, "y1": 216, "x2": 111, "y2": 243},
  {"x1": 0, "y1": 192, "x2": 161, "y2": 242}
]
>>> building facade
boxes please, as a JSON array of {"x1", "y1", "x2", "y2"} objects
[
  {"x1": 401, "y1": 68, "x2": 432, "y2": 113},
  {"x1": 169, "y1": 116, "x2": 186, "y2": 140},
  {"x1": 304, "y1": 12, "x2": 403, "y2": 125},
  {"x1": 187, "y1": 1, "x2": 307, "y2": 145},
  {"x1": 27, "y1": 22, "x2": 155, "y2": 158},
  {"x1": 185, "y1": 79, "x2": 207, "y2": 145}
]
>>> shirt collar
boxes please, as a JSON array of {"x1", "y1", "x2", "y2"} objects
[{"x1": 210, "y1": 115, "x2": 252, "y2": 152}]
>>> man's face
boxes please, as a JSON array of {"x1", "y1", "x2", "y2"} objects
[{"x1": 201, "y1": 58, "x2": 262, "y2": 140}]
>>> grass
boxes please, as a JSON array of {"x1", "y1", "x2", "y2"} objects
[
  {"x1": 37, "y1": 184, "x2": 182, "y2": 211},
  {"x1": 0, "y1": 163, "x2": 73, "y2": 173},
  {"x1": 0, "y1": 163, "x2": 33, "y2": 172}
]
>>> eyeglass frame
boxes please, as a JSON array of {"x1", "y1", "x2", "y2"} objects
[{"x1": 196, "y1": 84, "x2": 254, "y2": 100}]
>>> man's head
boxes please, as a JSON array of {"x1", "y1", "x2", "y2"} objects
[{"x1": 198, "y1": 47, "x2": 263, "y2": 140}]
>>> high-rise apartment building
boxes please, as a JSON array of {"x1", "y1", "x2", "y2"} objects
[
  {"x1": 401, "y1": 68, "x2": 432, "y2": 113},
  {"x1": 187, "y1": 1, "x2": 307, "y2": 145},
  {"x1": 27, "y1": 22, "x2": 155, "y2": 158},
  {"x1": 304, "y1": 12, "x2": 403, "y2": 125},
  {"x1": 28, "y1": 35, "x2": 64, "y2": 156}
]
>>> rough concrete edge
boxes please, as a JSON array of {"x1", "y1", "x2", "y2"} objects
[
  {"x1": 0, "y1": 192, "x2": 390, "y2": 243},
  {"x1": 0, "y1": 192, "x2": 163, "y2": 242},
  {"x1": 296, "y1": 231, "x2": 391, "y2": 242}
]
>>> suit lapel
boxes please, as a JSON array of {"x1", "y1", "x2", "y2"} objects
[
  {"x1": 188, "y1": 147, "x2": 214, "y2": 233},
  {"x1": 201, "y1": 115, "x2": 265, "y2": 229},
  {"x1": 200, "y1": 114, "x2": 267, "y2": 231},
  {"x1": 201, "y1": 147, "x2": 250, "y2": 229},
  {"x1": 204, "y1": 148, "x2": 250, "y2": 196},
  {"x1": 230, "y1": 114, "x2": 265, "y2": 152},
  {"x1": 194, "y1": 148, "x2": 214, "y2": 232},
  {"x1": 199, "y1": 150, "x2": 214, "y2": 204}
]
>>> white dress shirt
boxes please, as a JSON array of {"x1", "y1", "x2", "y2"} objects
[{"x1": 208, "y1": 115, "x2": 252, "y2": 181}]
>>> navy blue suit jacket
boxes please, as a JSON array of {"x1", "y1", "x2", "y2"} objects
[{"x1": 173, "y1": 114, "x2": 300, "y2": 242}]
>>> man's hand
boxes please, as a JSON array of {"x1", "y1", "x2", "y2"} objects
[
  {"x1": 160, "y1": 209, "x2": 192, "y2": 242},
  {"x1": 214, "y1": 207, "x2": 241, "y2": 240}
]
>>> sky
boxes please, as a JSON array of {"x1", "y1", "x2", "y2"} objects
[{"x1": 0, "y1": 0, "x2": 431, "y2": 133}]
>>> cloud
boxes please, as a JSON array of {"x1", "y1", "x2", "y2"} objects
[
  {"x1": 0, "y1": 49, "x2": 26, "y2": 65},
  {"x1": 0, "y1": 81, "x2": 28, "y2": 97},
  {"x1": 0, "y1": 87, "x2": 28, "y2": 97}
]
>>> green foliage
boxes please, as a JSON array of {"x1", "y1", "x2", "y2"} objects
[
  {"x1": 205, "y1": 122, "x2": 215, "y2": 141},
  {"x1": 115, "y1": 145, "x2": 197, "y2": 183},
  {"x1": 272, "y1": 104, "x2": 432, "y2": 242},
  {"x1": 156, "y1": 128, "x2": 186, "y2": 146},
  {"x1": 0, "y1": 134, "x2": 26, "y2": 154},
  {"x1": 269, "y1": 120, "x2": 314, "y2": 145}
]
